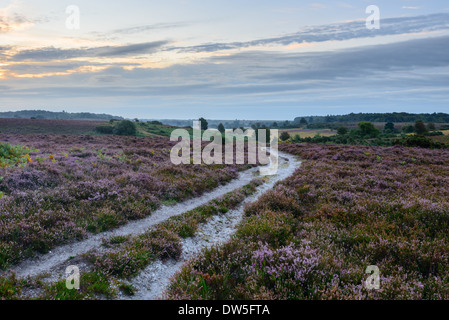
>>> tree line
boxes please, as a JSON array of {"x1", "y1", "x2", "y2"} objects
[{"x1": 294, "y1": 112, "x2": 449, "y2": 125}]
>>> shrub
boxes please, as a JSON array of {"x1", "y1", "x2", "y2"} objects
[
  {"x1": 0, "y1": 142, "x2": 38, "y2": 168},
  {"x1": 280, "y1": 132, "x2": 291, "y2": 141},
  {"x1": 415, "y1": 120, "x2": 428, "y2": 136},
  {"x1": 42, "y1": 271, "x2": 116, "y2": 300},
  {"x1": 358, "y1": 122, "x2": 380, "y2": 137},
  {"x1": 425, "y1": 131, "x2": 444, "y2": 136},
  {"x1": 236, "y1": 211, "x2": 295, "y2": 247},
  {"x1": 95, "y1": 125, "x2": 114, "y2": 134},
  {"x1": 383, "y1": 122, "x2": 395, "y2": 133},
  {"x1": 113, "y1": 120, "x2": 137, "y2": 136},
  {"x1": 402, "y1": 125, "x2": 415, "y2": 133},
  {"x1": 337, "y1": 127, "x2": 348, "y2": 135},
  {"x1": 398, "y1": 135, "x2": 445, "y2": 149},
  {"x1": 291, "y1": 134, "x2": 301, "y2": 143}
]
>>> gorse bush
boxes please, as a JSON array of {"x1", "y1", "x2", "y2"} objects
[{"x1": 0, "y1": 142, "x2": 38, "y2": 168}]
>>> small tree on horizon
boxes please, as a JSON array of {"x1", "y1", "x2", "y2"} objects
[
  {"x1": 299, "y1": 117, "x2": 308, "y2": 127},
  {"x1": 337, "y1": 127, "x2": 348, "y2": 135},
  {"x1": 358, "y1": 121, "x2": 380, "y2": 137},
  {"x1": 402, "y1": 125, "x2": 415, "y2": 133},
  {"x1": 415, "y1": 120, "x2": 428, "y2": 136},
  {"x1": 280, "y1": 131, "x2": 291, "y2": 141},
  {"x1": 113, "y1": 120, "x2": 137, "y2": 136},
  {"x1": 217, "y1": 123, "x2": 225, "y2": 133},
  {"x1": 384, "y1": 122, "x2": 395, "y2": 133}
]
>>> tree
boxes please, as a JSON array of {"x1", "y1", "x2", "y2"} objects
[
  {"x1": 280, "y1": 131, "x2": 291, "y2": 141},
  {"x1": 337, "y1": 127, "x2": 348, "y2": 135},
  {"x1": 299, "y1": 117, "x2": 308, "y2": 127},
  {"x1": 113, "y1": 120, "x2": 137, "y2": 136},
  {"x1": 402, "y1": 125, "x2": 415, "y2": 133},
  {"x1": 427, "y1": 122, "x2": 436, "y2": 131},
  {"x1": 199, "y1": 117, "x2": 208, "y2": 131},
  {"x1": 384, "y1": 122, "x2": 395, "y2": 133},
  {"x1": 291, "y1": 134, "x2": 301, "y2": 143},
  {"x1": 415, "y1": 120, "x2": 428, "y2": 136},
  {"x1": 272, "y1": 122, "x2": 278, "y2": 128},
  {"x1": 358, "y1": 122, "x2": 380, "y2": 137},
  {"x1": 217, "y1": 123, "x2": 225, "y2": 133}
]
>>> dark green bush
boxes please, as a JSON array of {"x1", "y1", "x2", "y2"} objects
[
  {"x1": 95, "y1": 125, "x2": 114, "y2": 134},
  {"x1": 425, "y1": 131, "x2": 444, "y2": 136},
  {"x1": 113, "y1": 120, "x2": 137, "y2": 136},
  {"x1": 280, "y1": 132, "x2": 291, "y2": 141},
  {"x1": 396, "y1": 135, "x2": 445, "y2": 149}
]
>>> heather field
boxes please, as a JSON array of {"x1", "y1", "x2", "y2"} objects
[
  {"x1": 165, "y1": 143, "x2": 449, "y2": 300},
  {"x1": 0, "y1": 179, "x2": 264, "y2": 300},
  {"x1": 0, "y1": 133, "x2": 251, "y2": 271},
  {"x1": 2, "y1": 130, "x2": 449, "y2": 300},
  {"x1": 0, "y1": 118, "x2": 106, "y2": 135}
]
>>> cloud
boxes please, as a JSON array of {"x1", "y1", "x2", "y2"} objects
[
  {"x1": 5, "y1": 61, "x2": 140, "y2": 75},
  {"x1": 0, "y1": 12, "x2": 33, "y2": 32},
  {"x1": 310, "y1": 3, "x2": 327, "y2": 9},
  {"x1": 11, "y1": 41, "x2": 170, "y2": 61},
  {"x1": 250, "y1": 35, "x2": 449, "y2": 82},
  {"x1": 169, "y1": 13, "x2": 449, "y2": 53},
  {"x1": 92, "y1": 22, "x2": 193, "y2": 41},
  {"x1": 4, "y1": 35, "x2": 449, "y2": 100},
  {"x1": 0, "y1": 1, "x2": 35, "y2": 33},
  {"x1": 1, "y1": 11, "x2": 448, "y2": 119}
]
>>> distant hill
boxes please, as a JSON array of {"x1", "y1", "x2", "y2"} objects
[
  {"x1": 0, "y1": 110, "x2": 124, "y2": 121},
  {"x1": 294, "y1": 112, "x2": 449, "y2": 124}
]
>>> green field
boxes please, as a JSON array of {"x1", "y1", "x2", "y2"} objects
[{"x1": 280, "y1": 128, "x2": 337, "y2": 138}]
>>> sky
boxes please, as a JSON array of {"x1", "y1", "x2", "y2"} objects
[{"x1": 0, "y1": 0, "x2": 448, "y2": 120}]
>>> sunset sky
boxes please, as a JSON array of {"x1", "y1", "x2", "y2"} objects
[{"x1": 0, "y1": 0, "x2": 448, "y2": 120}]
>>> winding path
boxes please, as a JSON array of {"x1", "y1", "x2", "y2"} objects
[
  {"x1": 9, "y1": 151, "x2": 301, "y2": 299},
  {"x1": 123, "y1": 152, "x2": 301, "y2": 300}
]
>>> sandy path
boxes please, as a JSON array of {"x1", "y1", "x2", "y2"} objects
[{"x1": 121, "y1": 152, "x2": 301, "y2": 300}]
